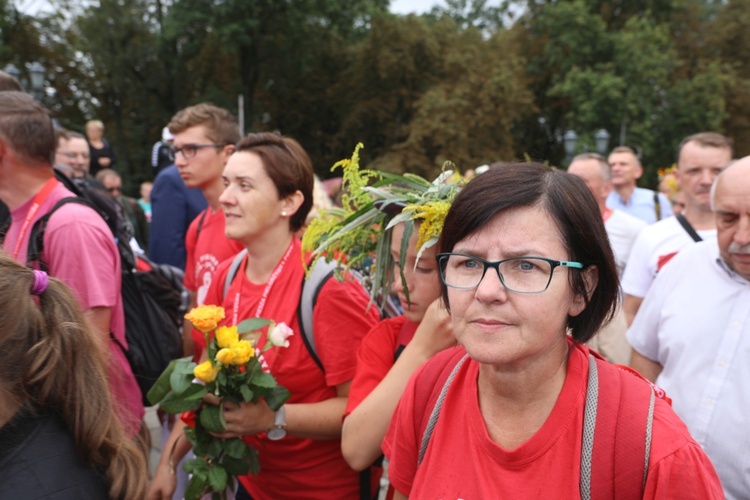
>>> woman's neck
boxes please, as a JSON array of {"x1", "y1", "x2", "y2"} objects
[
  {"x1": 476, "y1": 339, "x2": 570, "y2": 448},
  {"x1": 244, "y1": 230, "x2": 295, "y2": 284}
]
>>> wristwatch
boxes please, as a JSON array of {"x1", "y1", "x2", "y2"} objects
[{"x1": 267, "y1": 405, "x2": 287, "y2": 441}]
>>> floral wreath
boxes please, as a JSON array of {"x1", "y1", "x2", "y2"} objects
[{"x1": 301, "y1": 143, "x2": 463, "y2": 311}]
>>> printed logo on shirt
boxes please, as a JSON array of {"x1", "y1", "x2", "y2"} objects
[
  {"x1": 656, "y1": 251, "x2": 679, "y2": 272},
  {"x1": 195, "y1": 254, "x2": 220, "y2": 305}
]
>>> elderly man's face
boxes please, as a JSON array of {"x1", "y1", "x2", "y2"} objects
[{"x1": 713, "y1": 162, "x2": 750, "y2": 280}]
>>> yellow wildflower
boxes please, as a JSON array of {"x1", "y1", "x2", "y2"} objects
[
  {"x1": 404, "y1": 201, "x2": 451, "y2": 249},
  {"x1": 215, "y1": 325, "x2": 239, "y2": 348},
  {"x1": 215, "y1": 348, "x2": 236, "y2": 365},
  {"x1": 184, "y1": 305, "x2": 225, "y2": 333},
  {"x1": 231, "y1": 340, "x2": 254, "y2": 365},
  {"x1": 194, "y1": 360, "x2": 221, "y2": 383}
]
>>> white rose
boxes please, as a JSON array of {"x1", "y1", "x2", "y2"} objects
[{"x1": 268, "y1": 322, "x2": 294, "y2": 348}]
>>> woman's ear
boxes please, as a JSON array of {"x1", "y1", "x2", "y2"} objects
[
  {"x1": 568, "y1": 266, "x2": 598, "y2": 317},
  {"x1": 280, "y1": 190, "x2": 304, "y2": 218}
]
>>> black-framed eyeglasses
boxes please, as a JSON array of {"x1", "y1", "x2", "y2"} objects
[
  {"x1": 167, "y1": 143, "x2": 226, "y2": 161},
  {"x1": 436, "y1": 253, "x2": 584, "y2": 294}
]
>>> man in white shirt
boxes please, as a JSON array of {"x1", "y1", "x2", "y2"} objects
[
  {"x1": 621, "y1": 132, "x2": 733, "y2": 325},
  {"x1": 628, "y1": 156, "x2": 750, "y2": 499},
  {"x1": 568, "y1": 153, "x2": 646, "y2": 364}
]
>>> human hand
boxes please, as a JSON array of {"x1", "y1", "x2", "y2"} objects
[
  {"x1": 203, "y1": 394, "x2": 275, "y2": 439},
  {"x1": 146, "y1": 462, "x2": 177, "y2": 500},
  {"x1": 98, "y1": 156, "x2": 111, "y2": 167},
  {"x1": 409, "y1": 298, "x2": 454, "y2": 358}
]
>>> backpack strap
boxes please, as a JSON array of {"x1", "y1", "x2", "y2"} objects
[
  {"x1": 27, "y1": 197, "x2": 96, "y2": 272},
  {"x1": 222, "y1": 252, "x2": 338, "y2": 372},
  {"x1": 676, "y1": 214, "x2": 702, "y2": 242},
  {"x1": 653, "y1": 191, "x2": 662, "y2": 222},
  {"x1": 585, "y1": 353, "x2": 655, "y2": 499},
  {"x1": 296, "y1": 257, "x2": 339, "y2": 371},
  {"x1": 416, "y1": 350, "x2": 470, "y2": 465}
]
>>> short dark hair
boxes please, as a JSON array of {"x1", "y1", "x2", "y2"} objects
[
  {"x1": 438, "y1": 162, "x2": 619, "y2": 343},
  {"x1": 234, "y1": 133, "x2": 314, "y2": 232},
  {"x1": 0, "y1": 91, "x2": 55, "y2": 165}
]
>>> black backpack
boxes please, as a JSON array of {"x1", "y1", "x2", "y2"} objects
[{"x1": 25, "y1": 170, "x2": 186, "y2": 405}]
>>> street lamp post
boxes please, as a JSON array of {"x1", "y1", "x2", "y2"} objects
[
  {"x1": 2, "y1": 62, "x2": 45, "y2": 101},
  {"x1": 563, "y1": 128, "x2": 611, "y2": 165}
]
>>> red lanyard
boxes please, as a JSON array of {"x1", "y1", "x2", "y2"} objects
[
  {"x1": 602, "y1": 207, "x2": 613, "y2": 223},
  {"x1": 232, "y1": 239, "x2": 295, "y2": 326},
  {"x1": 11, "y1": 177, "x2": 59, "y2": 261}
]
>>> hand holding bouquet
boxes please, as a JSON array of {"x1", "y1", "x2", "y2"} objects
[{"x1": 148, "y1": 305, "x2": 291, "y2": 500}]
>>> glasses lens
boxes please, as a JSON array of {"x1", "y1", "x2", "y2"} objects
[
  {"x1": 498, "y1": 258, "x2": 553, "y2": 293},
  {"x1": 440, "y1": 254, "x2": 486, "y2": 289}
]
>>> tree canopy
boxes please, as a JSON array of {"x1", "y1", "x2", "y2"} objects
[{"x1": 2, "y1": 0, "x2": 746, "y2": 191}]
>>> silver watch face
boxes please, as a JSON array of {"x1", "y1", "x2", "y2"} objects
[{"x1": 267, "y1": 427, "x2": 287, "y2": 441}]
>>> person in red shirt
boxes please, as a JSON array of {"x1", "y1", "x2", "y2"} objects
[
  {"x1": 383, "y1": 163, "x2": 723, "y2": 498},
  {"x1": 148, "y1": 133, "x2": 379, "y2": 500},
  {"x1": 166, "y1": 104, "x2": 244, "y2": 358},
  {"x1": 341, "y1": 213, "x2": 455, "y2": 476}
]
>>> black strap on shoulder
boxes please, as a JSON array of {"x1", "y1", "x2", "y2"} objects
[
  {"x1": 653, "y1": 191, "x2": 662, "y2": 222},
  {"x1": 27, "y1": 197, "x2": 96, "y2": 272},
  {"x1": 675, "y1": 214, "x2": 702, "y2": 242}
]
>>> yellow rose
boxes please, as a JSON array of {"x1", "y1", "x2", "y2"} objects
[
  {"x1": 215, "y1": 347, "x2": 236, "y2": 365},
  {"x1": 184, "y1": 305, "x2": 225, "y2": 333},
  {"x1": 215, "y1": 325, "x2": 239, "y2": 348},
  {"x1": 231, "y1": 340, "x2": 254, "y2": 365},
  {"x1": 194, "y1": 360, "x2": 221, "y2": 383}
]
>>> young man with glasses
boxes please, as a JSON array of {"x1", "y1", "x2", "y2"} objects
[{"x1": 166, "y1": 103, "x2": 243, "y2": 358}]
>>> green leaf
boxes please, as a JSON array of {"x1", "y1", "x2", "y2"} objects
[
  {"x1": 251, "y1": 372, "x2": 277, "y2": 389},
  {"x1": 208, "y1": 464, "x2": 228, "y2": 493},
  {"x1": 183, "y1": 457, "x2": 209, "y2": 475},
  {"x1": 265, "y1": 385, "x2": 291, "y2": 411},
  {"x1": 184, "y1": 385, "x2": 209, "y2": 401},
  {"x1": 240, "y1": 385, "x2": 254, "y2": 402},
  {"x1": 237, "y1": 317, "x2": 273, "y2": 334},
  {"x1": 158, "y1": 390, "x2": 202, "y2": 414},
  {"x1": 223, "y1": 438, "x2": 248, "y2": 459},
  {"x1": 221, "y1": 455, "x2": 251, "y2": 476},
  {"x1": 184, "y1": 475, "x2": 207, "y2": 500},
  {"x1": 206, "y1": 437, "x2": 223, "y2": 458},
  {"x1": 146, "y1": 358, "x2": 178, "y2": 405},
  {"x1": 199, "y1": 405, "x2": 226, "y2": 433},
  {"x1": 247, "y1": 447, "x2": 261, "y2": 476},
  {"x1": 169, "y1": 363, "x2": 195, "y2": 395}
]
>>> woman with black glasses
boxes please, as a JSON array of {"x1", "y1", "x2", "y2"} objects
[{"x1": 383, "y1": 163, "x2": 723, "y2": 499}]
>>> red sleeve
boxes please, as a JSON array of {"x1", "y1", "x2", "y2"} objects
[
  {"x1": 344, "y1": 317, "x2": 406, "y2": 417},
  {"x1": 183, "y1": 211, "x2": 202, "y2": 291},
  {"x1": 312, "y1": 275, "x2": 381, "y2": 388},
  {"x1": 382, "y1": 362, "x2": 423, "y2": 496}
]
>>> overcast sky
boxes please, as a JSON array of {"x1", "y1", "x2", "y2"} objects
[{"x1": 390, "y1": 0, "x2": 443, "y2": 15}]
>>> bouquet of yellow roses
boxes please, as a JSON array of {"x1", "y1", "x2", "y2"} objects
[{"x1": 148, "y1": 304, "x2": 291, "y2": 500}]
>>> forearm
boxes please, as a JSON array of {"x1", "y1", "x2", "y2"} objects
[
  {"x1": 84, "y1": 306, "x2": 112, "y2": 354},
  {"x1": 157, "y1": 418, "x2": 192, "y2": 470},
  {"x1": 286, "y1": 396, "x2": 348, "y2": 440},
  {"x1": 342, "y1": 344, "x2": 430, "y2": 470},
  {"x1": 623, "y1": 294, "x2": 643, "y2": 327},
  {"x1": 629, "y1": 350, "x2": 663, "y2": 382}
]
